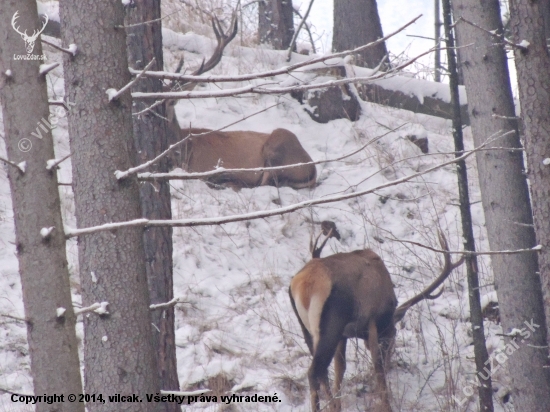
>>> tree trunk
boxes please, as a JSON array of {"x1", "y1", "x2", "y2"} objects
[
  {"x1": 452, "y1": 0, "x2": 550, "y2": 409},
  {"x1": 434, "y1": 0, "x2": 442, "y2": 82},
  {"x1": 0, "y1": 2, "x2": 83, "y2": 410},
  {"x1": 509, "y1": 3, "x2": 550, "y2": 408},
  {"x1": 541, "y1": 0, "x2": 550, "y2": 49},
  {"x1": 332, "y1": 0, "x2": 389, "y2": 68},
  {"x1": 441, "y1": 1, "x2": 494, "y2": 410},
  {"x1": 258, "y1": 0, "x2": 295, "y2": 49},
  {"x1": 125, "y1": 0, "x2": 180, "y2": 407},
  {"x1": 58, "y1": 1, "x2": 160, "y2": 410}
]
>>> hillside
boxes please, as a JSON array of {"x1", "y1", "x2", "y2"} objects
[{"x1": 0, "y1": 13, "x2": 510, "y2": 412}]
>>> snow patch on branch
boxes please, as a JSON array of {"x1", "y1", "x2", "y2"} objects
[
  {"x1": 94, "y1": 302, "x2": 109, "y2": 315},
  {"x1": 67, "y1": 44, "x2": 78, "y2": 56},
  {"x1": 40, "y1": 226, "x2": 55, "y2": 239},
  {"x1": 56, "y1": 307, "x2": 66, "y2": 318},
  {"x1": 106, "y1": 88, "x2": 118, "y2": 102},
  {"x1": 17, "y1": 161, "x2": 26, "y2": 173},
  {"x1": 39, "y1": 63, "x2": 59, "y2": 75},
  {"x1": 150, "y1": 297, "x2": 184, "y2": 310},
  {"x1": 542, "y1": 158, "x2": 550, "y2": 166},
  {"x1": 46, "y1": 159, "x2": 58, "y2": 170},
  {"x1": 75, "y1": 302, "x2": 109, "y2": 316}
]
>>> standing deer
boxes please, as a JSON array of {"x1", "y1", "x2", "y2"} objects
[
  {"x1": 164, "y1": 14, "x2": 316, "y2": 190},
  {"x1": 290, "y1": 230, "x2": 463, "y2": 412}
]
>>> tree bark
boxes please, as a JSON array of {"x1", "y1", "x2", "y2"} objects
[
  {"x1": 509, "y1": 3, "x2": 550, "y2": 408},
  {"x1": 452, "y1": 0, "x2": 550, "y2": 409},
  {"x1": 332, "y1": 0, "x2": 389, "y2": 68},
  {"x1": 58, "y1": 1, "x2": 160, "y2": 410},
  {"x1": 434, "y1": 0, "x2": 442, "y2": 82},
  {"x1": 125, "y1": 1, "x2": 180, "y2": 407},
  {"x1": 541, "y1": 0, "x2": 550, "y2": 49},
  {"x1": 258, "y1": 0, "x2": 295, "y2": 49},
  {"x1": 441, "y1": 1, "x2": 494, "y2": 410},
  {"x1": 0, "y1": 2, "x2": 83, "y2": 410}
]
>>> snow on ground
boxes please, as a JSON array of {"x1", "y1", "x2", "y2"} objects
[{"x1": 0, "y1": 25, "x2": 513, "y2": 412}]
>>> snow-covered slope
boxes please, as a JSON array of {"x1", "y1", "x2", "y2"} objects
[{"x1": 0, "y1": 26, "x2": 511, "y2": 412}]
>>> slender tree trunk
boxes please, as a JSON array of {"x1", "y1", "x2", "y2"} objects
[
  {"x1": 125, "y1": 1, "x2": 180, "y2": 407},
  {"x1": 434, "y1": 0, "x2": 441, "y2": 82},
  {"x1": 441, "y1": 1, "x2": 494, "y2": 410},
  {"x1": 58, "y1": 1, "x2": 160, "y2": 410},
  {"x1": 509, "y1": 3, "x2": 550, "y2": 407},
  {"x1": 452, "y1": 0, "x2": 550, "y2": 409},
  {"x1": 258, "y1": 0, "x2": 295, "y2": 49},
  {"x1": 0, "y1": 2, "x2": 83, "y2": 410},
  {"x1": 332, "y1": 0, "x2": 389, "y2": 68}
]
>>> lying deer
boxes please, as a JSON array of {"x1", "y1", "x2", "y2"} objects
[
  {"x1": 164, "y1": 14, "x2": 316, "y2": 190},
  {"x1": 290, "y1": 227, "x2": 463, "y2": 412}
]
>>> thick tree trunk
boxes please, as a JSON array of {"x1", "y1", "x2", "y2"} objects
[
  {"x1": 541, "y1": 1, "x2": 550, "y2": 48},
  {"x1": 441, "y1": 1, "x2": 494, "y2": 410},
  {"x1": 258, "y1": 0, "x2": 295, "y2": 49},
  {"x1": 452, "y1": 0, "x2": 550, "y2": 409},
  {"x1": 59, "y1": 1, "x2": 160, "y2": 410},
  {"x1": 332, "y1": 0, "x2": 388, "y2": 68},
  {"x1": 125, "y1": 1, "x2": 180, "y2": 407},
  {"x1": 509, "y1": 3, "x2": 550, "y2": 407},
  {"x1": 0, "y1": 2, "x2": 83, "y2": 410}
]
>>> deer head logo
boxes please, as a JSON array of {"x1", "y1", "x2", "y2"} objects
[{"x1": 11, "y1": 11, "x2": 49, "y2": 54}]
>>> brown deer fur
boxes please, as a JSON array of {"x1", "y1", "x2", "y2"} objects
[
  {"x1": 289, "y1": 231, "x2": 463, "y2": 412},
  {"x1": 161, "y1": 13, "x2": 316, "y2": 190},
  {"x1": 166, "y1": 103, "x2": 317, "y2": 190},
  {"x1": 290, "y1": 249, "x2": 396, "y2": 412}
]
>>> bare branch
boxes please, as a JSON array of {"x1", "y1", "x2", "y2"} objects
[
  {"x1": 130, "y1": 15, "x2": 422, "y2": 84},
  {"x1": 74, "y1": 302, "x2": 109, "y2": 316},
  {"x1": 39, "y1": 62, "x2": 59, "y2": 76},
  {"x1": 387, "y1": 236, "x2": 543, "y2": 256},
  {"x1": 46, "y1": 153, "x2": 71, "y2": 171},
  {"x1": 41, "y1": 37, "x2": 77, "y2": 56},
  {"x1": 292, "y1": 7, "x2": 317, "y2": 53},
  {"x1": 286, "y1": 0, "x2": 316, "y2": 62},
  {"x1": 0, "y1": 156, "x2": 26, "y2": 173},
  {"x1": 132, "y1": 45, "x2": 441, "y2": 101},
  {"x1": 0, "y1": 387, "x2": 32, "y2": 397},
  {"x1": 67, "y1": 138, "x2": 493, "y2": 239},
  {"x1": 0, "y1": 313, "x2": 27, "y2": 322},
  {"x1": 115, "y1": 102, "x2": 280, "y2": 180},
  {"x1": 115, "y1": 9, "x2": 181, "y2": 29},
  {"x1": 150, "y1": 297, "x2": 189, "y2": 310},
  {"x1": 456, "y1": 17, "x2": 527, "y2": 50},
  {"x1": 137, "y1": 123, "x2": 404, "y2": 181},
  {"x1": 107, "y1": 58, "x2": 156, "y2": 102},
  {"x1": 133, "y1": 99, "x2": 166, "y2": 117}
]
